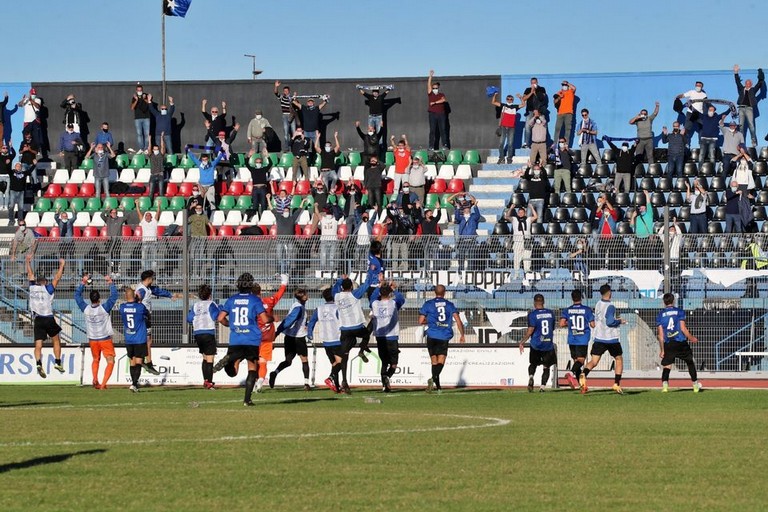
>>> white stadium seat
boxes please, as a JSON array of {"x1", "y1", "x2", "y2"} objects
[
  {"x1": 169, "y1": 168, "x2": 186, "y2": 184},
  {"x1": 52, "y1": 169, "x2": 69, "y2": 184},
  {"x1": 69, "y1": 168, "x2": 86, "y2": 184},
  {"x1": 455, "y1": 164, "x2": 472, "y2": 179},
  {"x1": 118, "y1": 168, "x2": 136, "y2": 183},
  {"x1": 135, "y1": 168, "x2": 151, "y2": 183}
]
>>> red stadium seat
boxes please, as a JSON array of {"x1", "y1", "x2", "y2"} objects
[
  {"x1": 372, "y1": 223, "x2": 386, "y2": 238},
  {"x1": 165, "y1": 182, "x2": 179, "y2": 197},
  {"x1": 279, "y1": 181, "x2": 294, "y2": 195},
  {"x1": 334, "y1": 181, "x2": 345, "y2": 195},
  {"x1": 83, "y1": 226, "x2": 99, "y2": 238},
  {"x1": 44, "y1": 184, "x2": 62, "y2": 198},
  {"x1": 245, "y1": 182, "x2": 253, "y2": 194},
  {"x1": 447, "y1": 178, "x2": 465, "y2": 193},
  {"x1": 218, "y1": 226, "x2": 234, "y2": 237},
  {"x1": 121, "y1": 225, "x2": 133, "y2": 237},
  {"x1": 384, "y1": 179, "x2": 394, "y2": 195},
  {"x1": 157, "y1": 226, "x2": 165, "y2": 238},
  {"x1": 34, "y1": 227, "x2": 48, "y2": 237},
  {"x1": 48, "y1": 227, "x2": 60, "y2": 238},
  {"x1": 337, "y1": 223, "x2": 348, "y2": 239},
  {"x1": 294, "y1": 180, "x2": 310, "y2": 195},
  {"x1": 294, "y1": 224, "x2": 305, "y2": 237},
  {"x1": 62, "y1": 183, "x2": 79, "y2": 198},
  {"x1": 78, "y1": 183, "x2": 96, "y2": 198},
  {"x1": 73, "y1": 227, "x2": 83, "y2": 238},
  {"x1": 178, "y1": 182, "x2": 195, "y2": 197},
  {"x1": 99, "y1": 227, "x2": 108, "y2": 238},
  {"x1": 133, "y1": 226, "x2": 143, "y2": 237},
  {"x1": 268, "y1": 224, "x2": 277, "y2": 238},
  {"x1": 228, "y1": 181, "x2": 244, "y2": 195},
  {"x1": 217, "y1": 181, "x2": 228, "y2": 195},
  {"x1": 430, "y1": 179, "x2": 447, "y2": 194}
]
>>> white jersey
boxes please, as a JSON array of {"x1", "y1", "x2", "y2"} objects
[
  {"x1": 29, "y1": 283, "x2": 55, "y2": 317},
  {"x1": 593, "y1": 299, "x2": 621, "y2": 343},
  {"x1": 372, "y1": 299, "x2": 400, "y2": 339},
  {"x1": 191, "y1": 300, "x2": 219, "y2": 334},
  {"x1": 315, "y1": 303, "x2": 341, "y2": 343},
  {"x1": 84, "y1": 304, "x2": 114, "y2": 340},
  {"x1": 283, "y1": 301, "x2": 308, "y2": 337},
  {"x1": 335, "y1": 291, "x2": 366, "y2": 329}
]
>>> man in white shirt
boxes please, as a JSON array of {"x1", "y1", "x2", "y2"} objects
[
  {"x1": 26, "y1": 255, "x2": 66, "y2": 379},
  {"x1": 136, "y1": 199, "x2": 161, "y2": 270},
  {"x1": 319, "y1": 208, "x2": 339, "y2": 271},
  {"x1": 676, "y1": 81, "x2": 707, "y2": 141}
]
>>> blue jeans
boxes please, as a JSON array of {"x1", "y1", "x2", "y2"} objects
[
  {"x1": 155, "y1": 133, "x2": 172, "y2": 153},
  {"x1": 94, "y1": 176, "x2": 110, "y2": 199},
  {"x1": 528, "y1": 198, "x2": 544, "y2": 223},
  {"x1": 8, "y1": 190, "x2": 23, "y2": 222},
  {"x1": 498, "y1": 126, "x2": 514, "y2": 160},
  {"x1": 739, "y1": 106, "x2": 757, "y2": 146},
  {"x1": 689, "y1": 212, "x2": 707, "y2": 234},
  {"x1": 320, "y1": 170, "x2": 338, "y2": 194},
  {"x1": 141, "y1": 241, "x2": 158, "y2": 270},
  {"x1": 148, "y1": 175, "x2": 165, "y2": 198},
  {"x1": 281, "y1": 113, "x2": 296, "y2": 150},
  {"x1": 667, "y1": 153, "x2": 684, "y2": 178},
  {"x1": 134, "y1": 118, "x2": 150, "y2": 151},
  {"x1": 726, "y1": 213, "x2": 742, "y2": 233},
  {"x1": 251, "y1": 186, "x2": 268, "y2": 213},
  {"x1": 699, "y1": 138, "x2": 717, "y2": 164},
  {"x1": 305, "y1": 131, "x2": 317, "y2": 146},
  {"x1": 368, "y1": 115, "x2": 383, "y2": 133},
  {"x1": 276, "y1": 241, "x2": 294, "y2": 274},
  {"x1": 523, "y1": 112, "x2": 535, "y2": 146}
]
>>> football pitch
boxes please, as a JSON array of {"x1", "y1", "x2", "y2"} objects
[{"x1": 1, "y1": 385, "x2": 766, "y2": 512}]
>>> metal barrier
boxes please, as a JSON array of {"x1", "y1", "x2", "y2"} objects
[{"x1": 1, "y1": 232, "x2": 767, "y2": 372}]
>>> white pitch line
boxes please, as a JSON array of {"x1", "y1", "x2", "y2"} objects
[{"x1": 0, "y1": 413, "x2": 511, "y2": 448}]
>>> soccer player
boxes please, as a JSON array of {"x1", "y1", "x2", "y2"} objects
[
  {"x1": 370, "y1": 281, "x2": 405, "y2": 392},
  {"x1": 186, "y1": 284, "x2": 220, "y2": 390},
  {"x1": 332, "y1": 274, "x2": 374, "y2": 393},
  {"x1": 518, "y1": 294, "x2": 557, "y2": 392},
  {"x1": 581, "y1": 284, "x2": 627, "y2": 394},
  {"x1": 214, "y1": 273, "x2": 269, "y2": 406},
  {"x1": 418, "y1": 284, "x2": 465, "y2": 393},
  {"x1": 119, "y1": 287, "x2": 151, "y2": 393},
  {"x1": 135, "y1": 269, "x2": 181, "y2": 375},
  {"x1": 361, "y1": 240, "x2": 386, "y2": 360},
  {"x1": 272, "y1": 287, "x2": 310, "y2": 390},
  {"x1": 656, "y1": 292, "x2": 702, "y2": 393},
  {"x1": 252, "y1": 274, "x2": 288, "y2": 393},
  {"x1": 75, "y1": 272, "x2": 118, "y2": 389},
  {"x1": 26, "y1": 256, "x2": 66, "y2": 378},
  {"x1": 559, "y1": 289, "x2": 595, "y2": 390},
  {"x1": 307, "y1": 287, "x2": 343, "y2": 392}
]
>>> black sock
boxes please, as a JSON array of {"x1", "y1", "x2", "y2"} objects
[
  {"x1": 583, "y1": 367, "x2": 591, "y2": 377},
  {"x1": 203, "y1": 361, "x2": 214, "y2": 382},
  {"x1": 37, "y1": 359, "x2": 42, "y2": 367},
  {"x1": 528, "y1": 364, "x2": 537, "y2": 378},
  {"x1": 275, "y1": 358, "x2": 293, "y2": 374},
  {"x1": 431, "y1": 364, "x2": 439, "y2": 380},
  {"x1": 661, "y1": 367, "x2": 671, "y2": 383},
  {"x1": 130, "y1": 365, "x2": 141, "y2": 386},
  {"x1": 301, "y1": 361, "x2": 310, "y2": 379},
  {"x1": 434, "y1": 364, "x2": 444, "y2": 388},
  {"x1": 331, "y1": 365, "x2": 341, "y2": 388},
  {"x1": 686, "y1": 360, "x2": 698, "y2": 382},
  {"x1": 572, "y1": 361, "x2": 583, "y2": 378},
  {"x1": 614, "y1": 374, "x2": 622, "y2": 385},
  {"x1": 244, "y1": 370, "x2": 258, "y2": 403},
  {"x1": 541, "y1": 367, "x2": 550, "y2": 386},
  {"x1": 54, "y1": 358, "x2": 62, "y2": 365},
  {"x1": 386, "y1": 366, "x2": 396, "y2": 378}
]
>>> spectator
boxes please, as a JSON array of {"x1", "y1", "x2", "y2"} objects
[
  {"x1": 686, "y1": 179, "x2": 709, "y2": 234},
  {"x1": 101, "y1": 207, "x2": 127, "y2": 276},
  {"x1": 60, "y1": 94, "x2": 87, "y2": 136},
  {"x1": 394, "y1": 182, "x2": 418, "y2": 210},
  {"x1": 273, "y1": 205, "x2": 303, "y2": 274},
  {"x1": 340, "y1": 179, "x2": 362, "y2": 230},
  {"x1": 576, "y1": 108, "x2": 601, "y2": 166},
  {"x1": 147, "y1": 137, "x2": 166, "y2": 199},
  {"x1": 359, "y1": 86, "x2": 389, "y2": 133},
  {"x1": 427, "y1": 70, "x2": 449, "y2": 150},
  {"x1": 246, "y1": 109, "x2": 271, "y2": 153},
  {"x1": 315, "y1": 130, "x2": 340, "y2": 193},
  {"x1": 418, "y1": 206, "x2": 441, "y2": 235},
  {"x1": 19, "y1": 132, "x2": 38, "y2": 169},
  {"x1": 136, "y1": 199, "x2": 161, "y2": 269},
  {"x1": 552, "y1": 136, "x2": 574, "y2": 194},
  {"x1": 291, "y1": 95, "x2": 326, "y2": 146},
  {"x1": 130, "y1": 84, "x2": 151, "y2": 153},
  {"x1": 18, "y1": 90, "x2": 43, "y2": 150},
  {"x1": 725, "y1": 180, "x2": 744, "y2": 233},
  {"x1": 407, "y1": 155, "x2": 427, "y2": 204},
  {"x1": 8, "y1": 162, "x2": 33, "y2": 225},
  {"x1": 186, "y1": 185, "x2": 205, "y2": 214},
  {"x1": 675, "y1": 80, "x2": 707, "y2": 138},
  {"x1": 526, "y1": 110, "x2": 548, "y2": 166},
  {"x1": 569, "y1": 238, "x2": 589, "y2": 283},
  {"x1": 390, "y1": 133, "x2": 411, "y2": 194},
  {"x1": 661, "y1": 122, "x2": 686, "y2": 178},
  {"x1": 319, "y1": 207, "x2": 339, "y2": 271},
  {"x1": 188, "y1": 204, "x2": 214, "y2": 278},
  {"x1": 201, "y1": 98, "x2": 227, "y2": 145},
  {"x1": 522, "y1": 164, "x2": 549, "y2": 223},
  {"x1": 491, "y1": 93, "x2": 520, "y2": 164},
  {"x1": 604, "y1": 138, "x2": 637, "y2": 193},
  {"x1": 505, "y1": 204, "x2": 536, "y2": 280},
  {"x1": 699, "y1": 104, "x2": 721, "y2": 165},
  {"x1": 356, "y1": 121, "x2": 383, "y2": 164},
  {"x1": 273, "y1": 189, "x2": 292, "y2": 214},
  {"x1": 210, "y1": 124, "x2": 240, "y2": 178},
  {"x1": 54, "y1": 207, "x2": 76, "y2": 261},
  {"x1": 289, "y1": 128, "x2": 311, "y2": 184},
  {"x1": 274, "y1": 81, "x2": 297, "y2": 151},
  {"x1": 0, "y1": 143, "x2": 17, "y2": 210},
  {"x1": 454, "y1": 200, "x2": 481, "y2": 271},
  {"x1": 631, "y1": 190, "x2": 654, "y2": 239},
  {"x1": 364, "y1": 156, "x2": 385, "y2": 211},
  {"x1": 10, "y1": 220, "x2": 37, "y2": 273},
  {"x1": 186, "y1": 149, "x2": 225, "y2": 210},
  {"x1": 1, "y1": 92, "x2": 18, "y2": 145},
  {"x1": 553, "y1": 80, "x2": 577, "y2": 145},
  {"x1": 94, "y1": 122, "x2": 114, "y2": 147},
  {"x1": 629, "y1": 101, "x2": 659, "y2": 164},
  {"x1": 595, "y1": 194, "x2": 618, "y2": 268},
  {"x1": 520, "y1": 77, "x2": 548, "y2": 149},
  {"x1": 734, "y1": 65, "x2": 765, "y2": 147},
  {"x1": 245, "y1": 147, "x2": 272, "y2": 214},
  {"x1": 385, "y1": 202, "x2": 416, "y2": 270},
  {"x1": 311, "y1": 180, "x2": 330, "y2": 231},
  {"x1": 731, "y1": 150, "x2": 756, "y2": 192},
  {"x1": 83, "y1": 141, "x2": 116, "y2": 199},
  {"x1": 148, "y1": 95, "x2": 174, "y2": 150},
  {"x1": 352, "y1": 210, "x2": 376, "y2": 262},
  {"x1": 447, "y1": 191, "x2": 473, "y2": 212},
  {"x1": 59, "y1": 123, "x2": 81, "y2": 171},
  {"x1": 720, "y1": 117, "x2": 744, "y2": 175}
]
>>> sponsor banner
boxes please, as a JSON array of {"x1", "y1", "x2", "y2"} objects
[{"x1": 0, "y1": 347, "x2": 82, "y2": 384}]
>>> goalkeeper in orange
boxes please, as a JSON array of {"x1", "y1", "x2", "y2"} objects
[{"x1": 252, "y1": 274, "x2": 288, "y2": 392}]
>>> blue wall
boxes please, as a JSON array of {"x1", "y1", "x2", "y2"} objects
[
  {"x1": 0, "y1": 82, "x2": 32, "y2": 149},
  {"x1": 501, "y1": 69, "x2": 763, "y2": 148}
]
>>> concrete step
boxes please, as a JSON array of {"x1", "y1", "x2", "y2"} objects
[
  {"x1": 472, "y1": 177, "x2": 515, "y2": 185},
  {"x1": 469, "y1": 191, "x2": 513, "y2": 200},
  {"x1": 468, "y1": 184, "x2": 516, "y2": 193},
  {"x1": 476, "y1": 170, "x2": 515, "y2": 178}
]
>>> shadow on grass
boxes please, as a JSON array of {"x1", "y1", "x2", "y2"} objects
[
  {"x1": 264, "y1": 396, "x2": 341, "y2": 405},
  {"x1": 0, "y1": 402, "x2": 66, "y2": 409},
  {"x1": 0, "y1": 449, "x2": 107, "y2": 474}
]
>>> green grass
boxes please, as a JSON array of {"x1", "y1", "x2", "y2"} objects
[{"x1": 0, "y1": 385, "x2": 766, "y2": 512}]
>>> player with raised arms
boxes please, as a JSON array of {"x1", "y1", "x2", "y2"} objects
[
  {"x1": 418, "y1": 284, "x2": 465, "y2": 393},
  {"x1": 119, "y1": 287, "x2": 151, "y2": 393},
  {"x1": 369, "y1": 281, "x2": 405, "y2": 392},
  {"x1": 332, "y1": 273, "x2": 374, "y2": 394},
  {"x1": 26, "y1": 255, "x2": 66, "y2": 379},
  {"x1": 135, "y1": 270, "x2": 182, "y2": 375},
  {"x1": 252, "y1": 274, "x2": 288, "y2": 393},
  {"x1": 307, "y1": 287, "x2": 343, "y2": 393},
  {"x1": 75, "y1": 272, "x2": 118, "y2": 389}
]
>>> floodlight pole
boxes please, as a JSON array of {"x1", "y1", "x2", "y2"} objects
[
  {"x1": 244, "y1": 54, "x2": 262, "y2": 79},
  {"x1": 162, "y1": 12, "x2": 167, "y2": 101}
]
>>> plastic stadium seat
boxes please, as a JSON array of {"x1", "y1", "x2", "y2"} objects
[
  {"x1": 119, "y1": 197, "x2": 135, "y2": 210},
  {"x1": 640, "y1": 177, "x2": 655, "y2": 191},
  {"x1": 430, "y1": 179, "x2": 447, "y2": 194},
  {"x1": 345, "y1": 152, "x2": 360, "y2": 168},
  {"x1": 667, "y1": 192, "x2": 683, "y2": 207},
  {"x1": 384, "y1": 179, "x2": 395, "y2": 195},
  {"x1": 153, "y1": 197, "x2": 169, "y2": 210},
  {"x1": 215, "y1": 225, "x2": 233, "y2": 237},
  {"x1": 463, "y1": 150, "x2": 480, "y2": 165},
  {"x1": 571, "y1": 207, "x2": 588, "y2": 222},
  {"x1": 371, "y1": 223, "x2": 387, "y2": 238},
  {"x1": 437, "y1": 164, "x2": 455, "y2": 179},
  {"x1": 753, "y1": 206, "x2": 767, "y2": 221},
  {"x1": 117, "y1": 168, "x2": 136, "y2": 184},
  {"x1": 33, "y1": 226, "x2": 48, "y2": 237},
  {"x1": 52, "y1": 169, "x2": 69, "y2": 184},
  {"x1": 674, "y1": 178, "x2": 688, "y2": 191},
  {"x1": 547, "y1": 222, "x2": 562, "y2": 235},
  {"x1": 47, "y1": 226, "x2": 61, "y2": 238},
  {"x1": 60, "y1": 183, "x2": 78, "y2": 198},
  {"x1": 184, "y1": 168, "x2": 200, "y2": 183},
  {"x1": 570, "y1": 177, "x2": 585, "y2": 192},
  {"x1": 80, "y1": 158, "x2": 94, "y2": 171},
  {"x1": 135, "y1": 196, "x2": 151, "y2": 212},
  {"x1": 602, "y1": 148, "x2": 614, "y2": 163},
  {"x1": 43, "y1": 183, "x2": 62, "y2": 198},
  {"x1": 164, "y1": 154, "x2": 178, "y2": 168},
  {"x1": 294, "y1": 180, "x2": 310, "y2": 196},
  {"x1": 52, "y1": 198, "x2": 69, "y2": 211},
  {"x1": 38, "y1": 212, "x2": 56, "y2": 228},
  {"x1": 69, "y1": 168, "x2": 86, "y2": 184},
  {"x1": 548, "y1": 193, "x2": 560, "y2": 207},
  {"x1": 657, "y1": 177, "x2": 672, "y2": 192},
  {"x1": 129, "y1": 154, "x2": 146, "y2": 169},
  {"x1": 76, "y1": 183, "x2": 95, "y2": 198},
  {"x1": 278, "y1": 181, "x2": 294, "y2": 195},
  {"x1": 554, "y1": 208, "x2": 570, "y2": 222},
  {"x1": 445, "y1": 150, "x2": 463, "y2": 165},
  {"x1": 163, "y1": 182, "x2": 178, "y2": 197},
  {"x1": 34, "y1": 198, "x2": 52, "y2": 212},
  {"x1": 114, "y1": 154, "x2": 130, "y2": 169},
  {"x1": 98, "y1": 197, "x2": 117, "y2": 211},
  {"x1": 72, "y1": 212, "x2": 90, "y2": 228},
  {"x1": 178, "y1": 182, "x2": 195, "y2": 197},
  {"x1": 258, "y1": 210, "x2": 276, "y2": 226},
  {"x1": 228, "y1": 181, "x2": 245, "y2": 195},
  {"x1": 454, "y1": 164, "x2": 472, "y2": 180},
  {"x1": 82, "y1": 226, "x2": 100, "y2": 238},
  {"x1": 708, "y1": 222, "x2": 723, "y2": 234},
  {"x1": 560, "y1": 193, "x2": 577, "y2": 207},
  {"x1": 700, "y1": 162, "x2": 715, "y2": 177},
  {"x1": 24, "y1": 212, "x2": 40, "y2": 227},
  {"x1": 710, "y1": 176, "x2": 725, "y2": 191},
  {"x1": 210, "y1": 210, "x2": 226, "y2": 226},
  {"x1": 169, "y1": 168, "x2": 186, "y2": 184},
  {"x1": 235, "y1": 196, "x2": 252, "y2": 211},
  {"x1": 530, "y1": 223, "x2": 545, "y2": 235},
  {"x1": 385, "y1": 152, "x2": 395, "y2": 166},
  {"x1": 594, "y1": 164, "x2": 611, "y2": 179},
  {"x1": 224, "y1": 210, "x2": 243, "y2": 226},
  {"x1": 69, "y1": 198, "x2": 85, "y2": 212},
  {"x1": 614, "y1": 193, "x2": 630, "y2": 207},
  {"x1": 337, "y1": 166, "x2": 353, "y2": 182},
  {"x1": 757, "y1": 190, "x2": 768, "y2": 206},
  {"x1": 135, "y1": 168, "x2": 151, "y2": 183},
  {"x1": 755, "y1": 161, "x2": 767, "y2": 176},
  {"x1": 278, "y1": 153, "x2": 294, "y2": 168},
  {"x1": 89, "y1": 211, "x2": 106, "y2": 226},
  {"x1": 166, "y1": 196, "x2": 185, "y2": 212},
  {"x1": 616, "y1": 221, "x2": 633, "y2": 235},
  {"x1": 424, "y1": 194, "x2": 439, "y2": 209},
  {"x1": 218, "y1": 195, "x2": 236, "y2": 211},
  {"x1": 119, "y1": 225, "x2": 132, "y2": 237},
  {"x1": 651, "y1": 192, "x2": 666, "y2": 207}
]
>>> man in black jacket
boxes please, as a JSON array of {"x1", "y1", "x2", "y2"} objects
[
  {"x1": 0, "y1": 143, "x2": 16, "y2": 210},
  {"x1": 356, "y1": 121, "x2": 383, "y2": 164},
  {"x1": 734, "y1": 64, "x2": 765, "y2": 147},
  {"x1": 604, "y1": 137, "x2": 637, "y2": 193},
  {"x1": 363, "y1": 156, "x2": 385, "y2": 211},
  {"x1": 520, "y1": 77, "x2": 549, "y2": 149},
  {"x1": 8, "y1": 162, "x2": 33, "y2": 224}
]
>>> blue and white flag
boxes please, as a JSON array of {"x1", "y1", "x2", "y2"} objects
[{"x1": 163, "y1": 0, "x2": 191, "y2": 17}]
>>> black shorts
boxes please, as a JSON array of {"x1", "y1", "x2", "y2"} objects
[
  {"x1": 146, "y1": 313, "x2": 152, "y2": 334},
  {"x1": 33, "y1": 316, "x2": 62, "y2": 342},
  {"x1": 226, "y1": 344, "x2": 260, "y2": 362},
  {"x1": 569, "y1": 345, "x2": 589, "y2": 360},
  {"x1": 284, "y1": 335, "x2": 308, "y2": 358},
  {"x1": 195, "y1": 334, "x2": 217, "y2": 356},
  {"x1": 340, "y1": 327, "x2": 369, "y2": 354},
  {"x1": 661, "y1": 341, "x2": 694, "y2": 366},
  {"x1": 324, "y1": 345, "x2": 343, "y2": 364},
  {"x1": 591, "y1": 341, "x2": 623, "y2": 358},
  {"x1": 126, "y1": 343, "x2": 149, "y2": 360},
  {"x1": 376, "y1": 337, "x2": 400, "y2": 366},
  {"x1": 426, "y1": 337, "x2": 449, "y2": 357},
  {"x1": 529, "y1": 348, "x2": 557, "y2": 367}
]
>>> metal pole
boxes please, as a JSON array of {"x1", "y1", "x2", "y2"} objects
[
  {"x1": 161, "y1": 12, "x2": 167, "y2": 102},
  {"x1": 181, "y1": 208, "x2": 189, "y2": 344},
  {"x1": 663, "y1": 203, "x2": 670, "y2": 295}
]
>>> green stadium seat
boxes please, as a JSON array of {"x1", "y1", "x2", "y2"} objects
[
  {"x1": 69, "y1": 198, "x2": 85, "y2": 212},
  {"x1": 279, "y1": 153, "x2": 294, "y2": 168},
  {"x1": 414, "y1": 150, "x2": 429, "y2": 164},
  {"x1": 361, "y1": 194, "x2": 369, "y2": 207},
  {"x1": 80, "y1": 158, "x2": 93, "y2": 171},
  {"x1": 464, "y1": 150, "x2": 481, "y2": 164},
  {"x1": 385, "y1": 152, "x2": 395, "y2": 166},
  {"x1": 115, "y1": 154, "x2": 130, "y2": 169},
  {"x1": 336, "y1": 196, "x2": 346, "y2": 209},
  {"x1": 313, "y1": 154, "x2": 322, "y2": 167},
  {"x1": 268, "y1": 152, "x2": 280, "y2": 166},
  {"x1": 130, "y1": 154, "x2": 147, "y2": 169},
  {"x1": 440, "y1": 194, "x2": 455, "y2": 208},
  {"x1": 425, "y1": 193, "x2": 439, "y2": 209},
  {"x1": 347, "y1": 152, "x2": 362, "y2": 167},
  {"x1": 235, "y1": 196, "x2": 252, "y2": 211},
  {"x1": 153, "y1": 197, "x2": 169, "y2": 210},
  {"x1": 53, "y1": 198, "x2": 69, "y2": 211},
  {"x1": 290, "y1": 195, "x2": 304, "y2": 209},
  {"x1": 334, "y1": 153, "x2": 348, "y2": 166},
  {"x1": 179, "y1": 154, "x2": 195, "y2": 168},
  {"x1": 120, "y1": 197, "x2": 135, "y2": 210},
  {"x1": 446, "y1": 150, "x2": 463, "y2": 165},
  {"x1": 218, "y1": 195, "x2": 236, "y2": 211},
  {"x1": 327, "y1": 195, "x2": 337, "y2": 205},
  {"x1": 168, "y1": 196, "x2": 186, "y2": 212},
  {"x1": 136, "y1": 196, "x2": 152, "y2": 212},
  {"x1": 165, "y1": 154, "x2": 178, "y2": 168},
  {"x1": 84, "y1": 197, "x2": 102, "y2": 213},
  {"x1": 34, "y1": 198, "x2": 52, "y2": 212},
  {"x1": 234, "y1": 153, "x2": 246, "y2": 167},
  {"x1": 103, "y1": 197, "x2": 119, "y2": 211}
]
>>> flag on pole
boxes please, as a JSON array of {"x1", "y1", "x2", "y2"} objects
[{"x1": 163, "y1": 0, "x2": 192, "y2": 18}]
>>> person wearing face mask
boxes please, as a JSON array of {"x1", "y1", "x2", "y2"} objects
[
  {"x1": 661, "y1": 122, "x2": 686, "y2": 178},
  {"x1": 731, "y1": 148, "x2": 756, "y2": 193},
  {"x1": 149, "y1": 95, "x2": 175, "y2": 151},
  {"x1": 685, "y1": 179, "x2": 709, "y2": 234},
  {"x1": 0, "y1": 92, "x2": 18, "y2": 146},
  {"x1": 188, "y1": 204, "x2": 214, "y2": 278},
  {"x1": 576, "y1": 109, "x2": 601, "y2": 166},
  {"x1": 8, "y1": 161, "x2": 34, "y2": 225},
  {"x1": 315, "y1": 130, "x2": 341, "y2": 193},
  {"x1": 603, "y1": 137, "x2": 637, "y2": 193},
  {"x1": 454, "y1": 200, "x2": 481, "y2": 272},
  {"x1": 491, "y1": 93, "x2": 521, "y2": 164},
  {"x1": 386, "y1": 134, "x2": 410, "y2": 194},
  {"x1": 427, "y1": 70, "x2": 450, "y2": 150},
  {"x1": 359, "y1": 86, "x2": 389, "y2": 134},
  {"x1": 59, "y1": 94, "x2": 86, "y2": 136},
  {"x1": 291, "y1": 95, "x2": 327, "y2": 146},
  {"x1": 523, "y1": 164, "x2": 548, "y2": 222},
  {"x1": 135, "y1": 199, "x2": 163, "y2": 269},
  {"x1": 629, "y1": 101, "x2": 660, "y2": 164},
  {"x1": 274, "y1": 81, "x2": 298, "y2": 151},
  {"x1": 101, "y1": 207, "x2": 128, "y2": 276},
  {"x1": 10, "y1": 220, "x2": 37, "y2": 274},
  {"x1": 54, "y1": 206, "x2": 76, "y2": 262},
  {"x1": 146, "y1": 137, "x2": 167, "y2": 199},
  {"x1": 356, "y1": 120, "x2": 384, "y2": 164},
  {"x1": 630, "y1": 189, "x2": 654, "y2": 242},
  {"x1": 18, "y1": 89, "x2": 43, "y2": 151},
  {"x1": 725, "y1": 179, "x2": 746, "y2": 233},
  {"x1": 504, "y1": 204, "x2": 536, "y2": 280},
  {"x1": 187, "y1": 148, "x2": 225, "y2": 210},
  {"x1": 187, "y1": 186, "x2": 205, "y2": 213},
  {"x1": 201, "y1": 98, "x2": 227, "y2": 146},
  {"x1": 342, "y1": 179, "x2": 364, "y2": 230},
  {"x1": 131, "y1": 84, "x2": 151, "y2": 153},
  {"x1": 406, "y1": 155, "x2": 427, "y2": 203},
  {"x1": 552, "y1": 137, "x2": 574, "y2": 194},
  {"x1": 734, "y1": 65, "x2": 765, "y2": 148},
  {"x1": 719, "y1": 118, "x2": 745, "y2": 175},
  {"x1": 675, "y1": 81, "x2": 707, "y2": 140},
  {"x1": 246, "y1": 109, "x2": 271, "y2": 153},
  {"x1": 520, "y1": 77, "x2": 549, "y2": 149},
  {"x1": 698, "y1": 104, "x2": 722, "y2": 165},
  {"x1": 0, "y1": 143, "x2": 17, "y2": 210},
  {"x1": 526, "y1": 110, "x2": 549, "y2": 166},
  {"x1": 84, "y1": 141, "x2": 116, "y2": 199},
  {"x1": 568, "y1": 239, "x2": 589, "y2": 284},
  {"x1": 94, "y1": 122, "x2": 114, "y2": 148},
  {"x1": 553, "y1": 81, "x2": 577, "y2": 145},
  {"x1": 364, "y1": 156, "x2": 385, "y2": 211},
  {"x1": 245, "y1": 147, "x2": 273, "y2": 214},
  {"x1": 272, "y1": 201, "x2": 304, "y2": 274},
  {"x1": 58, "y1": 123, "x2": 82, "y2": 171}
]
